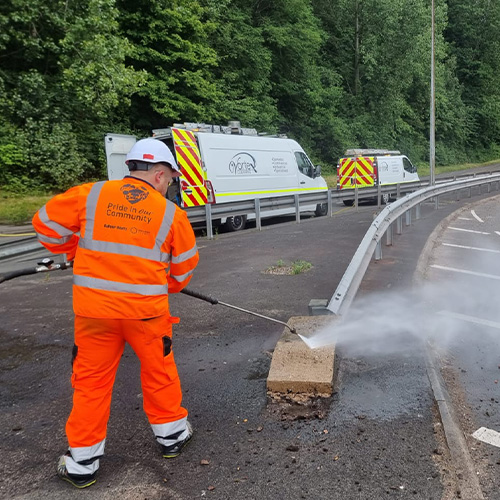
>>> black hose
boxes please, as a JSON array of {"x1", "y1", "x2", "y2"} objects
[
  {"x1": 0, "y1": 261, "x2": 73, "y2": 284},
  {"x1": 0, "y1": 267, "x2": 38, "y2": 284}
]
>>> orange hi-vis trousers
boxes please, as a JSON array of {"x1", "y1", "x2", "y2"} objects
[{"x1": 64, "y1": 315, "x2": 189, "y2": 476}]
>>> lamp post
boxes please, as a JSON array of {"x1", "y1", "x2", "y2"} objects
[{"x1": 430, "y1": 0, "x2": 436, "y2": 185}]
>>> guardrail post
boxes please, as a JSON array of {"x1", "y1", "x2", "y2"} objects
[
  {"x1": 396, "y1": 216, "x2": 403, "y2": 234},
  {"x1": 377, "y1": 183, "x2": 382, "y2": 208},
  {"x1": 487, "y1": 182, "x2": 491, "y2": 193},
  {"x1": 354, "y1": 185, "x2": 359, "y2": 211},
  {"x1": 386, "y1": 223, "x2": 393, "y2": 246},
  {"x1": 435, "y1": 195, "x2": 439, "y2": 210},
  {"x1": 327, "y1": 190, "x2": 333, "y2": 217},
  {"x1": 205, "y1": 204, "x2": 213, "y2": 239},
  {"x1": 375, "y1": 240, "x2": 382, "y2": 260},
  {"x1": 455, "y1": 188, "x2": 460, "y2": 201},
  {"x1": 396, "y1": 183, "x2": 401, "y2": 199},
  {"x1": 294, "y1": 194, "x2": 300, "y2": 223},
  {"x1": 468, "y1": 187, "x2": 472, "y2": 198},
  {"x1": 255, "y1": 198, "x2": 262, "y2": 231},
  {"x1": 415, "y1": 203, "x2": 421, "y2": 220},
  {"x1": 405, "y1": 209, "x2": 411, "y2": 226}
]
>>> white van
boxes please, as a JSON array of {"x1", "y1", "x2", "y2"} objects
[
  {"x1": 105, "y1": 122, "x2": 328, "y2": 230},
  {"x1": 337, "y1": 149, "x2": 419, "y2": 205}
]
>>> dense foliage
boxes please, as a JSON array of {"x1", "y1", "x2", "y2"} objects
[{"x1": 0, "y1": 0, "x2": 499, "y2": 192}]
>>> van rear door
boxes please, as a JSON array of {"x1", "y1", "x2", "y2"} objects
[
  {"x1": 104, "y1": 134, "x2": 136, "y2": 180},
  {"x1": 171, "y1": 128, "x2": 207, "y2": 208},
  {"x1": 338, "y1": 156, "x2": 376, "y2": 190}
]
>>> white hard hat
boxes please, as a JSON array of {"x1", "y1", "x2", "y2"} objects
[{"x1": 126, "y1": 138, "x2": 181, "y2": 176}]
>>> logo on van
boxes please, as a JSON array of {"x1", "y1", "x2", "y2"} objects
[{"x1": 228, "y1": 153, "x2": 257, "y2": 175}]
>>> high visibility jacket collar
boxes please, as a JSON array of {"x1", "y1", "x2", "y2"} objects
[{"x1": 124, "y1": 175, "x2": 156, "y2": 192}]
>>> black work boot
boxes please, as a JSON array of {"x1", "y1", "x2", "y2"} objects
[
  {"x1": 56, "y1": 452, "x2": 97, "y2": 489},
  {"x1": 161, "y1": 421, "x2": 193, "y2": 458}
]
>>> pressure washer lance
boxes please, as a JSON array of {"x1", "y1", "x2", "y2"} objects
[
  {"x1": 181, "y1": 288, "x2": 297, "y2": 334},
  {"x1": 0, "y1": 262, "x2": 297, "y2": 335}
]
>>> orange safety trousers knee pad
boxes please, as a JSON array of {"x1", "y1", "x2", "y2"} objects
[{"x1": 67, "y1": 315, "x2": 187, "y2": 449}]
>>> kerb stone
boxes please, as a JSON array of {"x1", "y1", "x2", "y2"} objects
[{"x1": 267, "y1": 316, "x2": 336, "y2": 397}]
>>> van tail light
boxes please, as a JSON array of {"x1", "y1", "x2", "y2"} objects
[
  {"x1": 372, "y1": 162, "x2": 378, "y2": 182},
  {"x1": 205, "y1": 180, "x2": 215, "y2": 204}
]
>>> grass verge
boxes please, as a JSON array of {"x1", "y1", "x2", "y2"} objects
[{"x1": 0, "y1": 193, "x2": 51, "y2": 225}]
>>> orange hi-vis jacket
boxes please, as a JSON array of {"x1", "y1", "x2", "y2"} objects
[{"x1": 32, "y1": 177, "x2": 199, "y2": 319}]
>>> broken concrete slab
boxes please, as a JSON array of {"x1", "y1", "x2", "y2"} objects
[{"x1": 266, "y1": 315, "x2": 337, "y2": 398}]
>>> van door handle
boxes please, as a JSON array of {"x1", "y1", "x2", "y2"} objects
[
  {"x1": 300, "y1": 181, "x2": 306, "y2": 184},
  {"x1": 184, "y1": 188, "x2": 193, "y2": 194}
]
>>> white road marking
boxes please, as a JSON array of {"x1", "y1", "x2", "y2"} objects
[
  {"x1": 496, "y1": 231, "x2": 500, "y2": 237},
  {"x1": 448, "y1": 226, "x2": 490, "y2": 235},
  {"x1": 458, "y1": 217, "x2": 473, "y2": 221},
  {"x1": 472, "y1": 427, "x2": 500, "y2": 448},
  {"x1": 437, "y1": 311, "x2": 500, "y2": 330},
  {"x1": 442, "y1": 243, "x2": 500, "y2": 254},
  {"x1": 431, "y1": 265, "x2": 500, "y2": 280},
  {"x1": 471, "y1": 210, "x2": 484, "y2": 223}
]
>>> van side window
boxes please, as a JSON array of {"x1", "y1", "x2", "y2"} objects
[
  {"x1": 295, "y1": 152, "x2": 313, "y2": 178},
  {"x1": 403, "y1": 157, "x2": 417, "y2": 174}
]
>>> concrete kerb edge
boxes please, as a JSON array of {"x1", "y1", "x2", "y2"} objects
[{"x1": 413, "y1": 200, "x2": 488, "y2": 499}]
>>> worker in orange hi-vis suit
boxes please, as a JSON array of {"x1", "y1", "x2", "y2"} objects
[{"x1": 32, "y1": 138, "x2": 199, "y2": 489}]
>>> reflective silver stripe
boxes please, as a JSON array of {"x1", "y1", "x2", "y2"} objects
[
  {"x1": 83, "y1": 181, "x2": 105, "y2": 239},
  {"x1": 156, "y1": 201, "x2": 176, "y2": 262},
  {"x1": 37, "y1": 233, "x2": 72, "y2": 245},
  {"x1": 80, "y1": 181, "x2": 172, "y2": 262},
  {"x1": 66, "y1": 439, "x2": 105, "y2": 476},
  {"x1": 79, "y1": 238, "x2": 171, "y2": 262},
  {"x1": 38, "y1": 205, "x2": 74, "y2": 237},
  {"x1": 170, "y1": 269, "x2": 194, "y2": 283},
  {"x1": 73, "y1": 274, "x2": 167, "y2": 296},
  {"x1": 151, "y1": 417, "x2": 188, "y2": 447},
  {"x1": 172, "y1": 244, "x2": 198, "y2": 264}
]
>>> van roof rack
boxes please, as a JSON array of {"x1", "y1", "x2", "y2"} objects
[
  {"x1": 344, "y1": 149, "x2": 401, "y2": 156},
  {"x1": 153, "y1": 121, "x2": 259, "y2": 138}
]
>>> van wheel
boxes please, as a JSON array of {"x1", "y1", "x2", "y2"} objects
[
  {"x1": 343, "y1": 200, "x2": 354, "y2": 207},
  {"x1": 381, "y1": 193, "x2": 390, "y2": 205},
  {"x1": 225, "y1": 215, "x2": 247, "y2": 232},
  {"x1": 315, "y1": 203, "x2": 328, "y2": 217}
]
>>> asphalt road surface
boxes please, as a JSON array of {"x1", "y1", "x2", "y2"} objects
[
  {"x1": 423, "y1": 195, "x2": 500, "y2": 499},
  {"x1": 1, "y1": 188, "x2": 499, "y2": 499}
]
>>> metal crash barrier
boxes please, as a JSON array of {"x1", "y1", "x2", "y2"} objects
[
  {"x1": 326, "y1": 172, "x2": 500, "y2": 317},
  {"x1": 186, "y1": 170, "x2": 500, "y2": 240}
]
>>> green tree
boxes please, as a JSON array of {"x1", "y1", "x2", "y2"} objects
[
  {"x1": 117, "y1": 0, "x2": 219, "y2": 130},
  {"x1": 314, "y1": 0, "x2": 469, "y2": 164},
  {"x1": 0, "y1": 0, "x2": 141, "y2": 190},
  {"x1": 446, "y1": 0, "x2": 500, "y2": 157},
  {"x1": 202, "y1": 0, "x2": 279, "y2": 131}
]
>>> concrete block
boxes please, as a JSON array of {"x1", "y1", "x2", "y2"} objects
[{"x1": 267, "y1": 316, "x2": 336, "y2": 397}]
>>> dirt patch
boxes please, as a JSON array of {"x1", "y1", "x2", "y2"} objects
[{"x1": 266, "y1": 393, "x2": 331, "y2": 421}]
